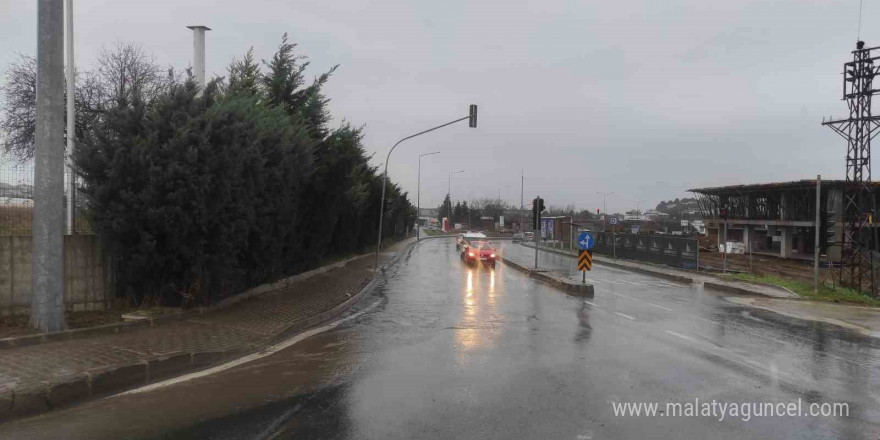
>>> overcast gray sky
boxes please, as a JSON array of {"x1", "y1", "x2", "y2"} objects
[{"x1": 0, "y1": 0, "x2": 871, "y2": 214}]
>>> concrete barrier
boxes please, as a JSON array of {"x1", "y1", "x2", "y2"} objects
[{"x1": 500, "y1": 256, "x2": 594, "y2": 297}]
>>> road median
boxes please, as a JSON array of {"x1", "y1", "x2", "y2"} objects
[{"x1": 500, "y1": 256, "x2": 594, "y2": 297}]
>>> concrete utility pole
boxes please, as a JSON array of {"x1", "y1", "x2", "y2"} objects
[
  {"x1": 65, "y1": 0, "x2": 75, "y2": 235},
  {"x1": 814, "y1": 175, "x2": 821, "y2": 293},
  {"x1": 186, "y1": 25, "x2": 211, "y2": 89},
  {"x1": 32, "y1": 0, "x2": 67, "y2": 332}
]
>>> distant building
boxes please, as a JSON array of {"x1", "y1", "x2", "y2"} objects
[{"x1": 690, "y1": 179, "x2": 880, "y2": 260}]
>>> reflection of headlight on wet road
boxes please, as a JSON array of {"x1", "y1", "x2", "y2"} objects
[
  {"x1": 490, "y1": 271, "x2": 495, "y2": 292},
  {"x1": 466, "y1": 270, "x2": 473, "y2": 293}
]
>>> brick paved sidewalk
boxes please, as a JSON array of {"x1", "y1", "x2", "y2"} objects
[{"x1": 0, "y1": 239, "x2": 413, "y2": 420}]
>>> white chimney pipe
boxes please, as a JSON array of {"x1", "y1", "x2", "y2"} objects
[{"x1": 186, "y1": 25, "x2": 211, "y2": 89}]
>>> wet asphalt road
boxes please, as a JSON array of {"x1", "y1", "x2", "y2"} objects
[{"x1": 2, "y1": 238, "x2": 880, "y2": 439}]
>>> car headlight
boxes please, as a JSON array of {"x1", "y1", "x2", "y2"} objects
[
  {"x1": 468, "y1": 252, "x2": 475, "y2": 257},
  {"x1": 490, "y1": 253, "x2": 495, "y2": 258}
]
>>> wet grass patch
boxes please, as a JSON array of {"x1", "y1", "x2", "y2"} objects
[{"x1": 722, "y1": 273, "x2": 880, "y2": 307}]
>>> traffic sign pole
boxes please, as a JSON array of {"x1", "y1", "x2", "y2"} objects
[
  {"x1": 608, "y1": 217, "x2": 618, "y2": 260},
  {"x1": 576, "y1": 231, "x2": 594, "y2": 282}
]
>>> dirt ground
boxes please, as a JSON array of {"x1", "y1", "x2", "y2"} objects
[{"x1": 698, "y1": 251, "x2": 826, "y2": 284}]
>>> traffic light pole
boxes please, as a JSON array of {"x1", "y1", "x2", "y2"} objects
[
  {"x1": 375, "y1": 106, "x2": 477, "y2": 270},
  {"x1": 533, "y1": 196, "x2": 542, "y2": 269},
  {"x1": 814, "y1": 175, "x2": 821, "y2": 293},
  {"x1": 613, "y1": 226, "x2": 616, "y2": 260},
  {"x1": 534, "y1": 213, "x2": 539, "y2": 269}
]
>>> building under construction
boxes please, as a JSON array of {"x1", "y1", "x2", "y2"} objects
[
  {"x1": 689, "y1": 40, "x2": 880, "y2": 296},
  {"x1": 690, "y1": 180, "x2": 880, "y2": 261}
]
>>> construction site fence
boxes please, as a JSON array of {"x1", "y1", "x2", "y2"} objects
[
  {"x1": 1, "y1": 154, "x2": 93, "y2": 236},
  {"x1": 590, "y1": 232, "x2": 699, "y2": 269}
]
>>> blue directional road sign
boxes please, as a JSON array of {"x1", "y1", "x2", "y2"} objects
[{"x1": 577, "y1": 231, "x2": 594, "y2": 250}]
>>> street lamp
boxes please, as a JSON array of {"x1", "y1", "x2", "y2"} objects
[
  {"x1": 375, "y1": 105, "x2": 478, "y2": 269},
  {"x1": 468, "y1": 190, "x2": 476, "y2": 230},
  {"x1": 448, "y1": 169, "x2": 464, "y2": 202},
  {"x1": 417, "y1": 151, "x2": 440, "y2": 241},
  {"x1": 596, "y1": 192, "x2": 614, "y2": 232}
]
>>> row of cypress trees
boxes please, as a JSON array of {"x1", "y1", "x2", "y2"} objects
[{"x1": 74, "y1": 35, "x2": 414, "y2": 305}]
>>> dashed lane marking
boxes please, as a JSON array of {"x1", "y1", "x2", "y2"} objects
[
  {"x1": 649, "y1": 303, "x2": 674, "y2": 312},
  {"x1": 614, "y1": 312, "x2": 637, "y2": 321}
]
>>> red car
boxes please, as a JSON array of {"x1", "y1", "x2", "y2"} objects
[{"x1": 460, "y1": 239, "x2": 497, "y2": 268}]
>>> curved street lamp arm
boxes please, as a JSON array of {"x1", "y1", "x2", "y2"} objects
[{"x1": 375, "y1": 114, "x2": 473, "y2": 269}]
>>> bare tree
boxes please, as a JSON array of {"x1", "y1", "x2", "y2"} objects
[
  {"x1": 93, "y1": 42, "x2": 169, "y2": 106},
  {"x1": 0, "y1": 43, "x2": 169, "y2": 161},
  {"x1": 0, "y1": 54, "x2": 36, "y2": 162}
]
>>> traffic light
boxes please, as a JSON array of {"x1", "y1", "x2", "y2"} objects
[
  {"x1": 719, "y1": 207, "x2": 729, "y2": 220},
  {"x1": 468, "y1": 104, "x2": 478, "y2": 128},
  {"x1": 532, "y1": 197, "x2": 545, "y2": 230},
  {"x1": 532, "y1": 199, "x2": 539, "y2": 230}
]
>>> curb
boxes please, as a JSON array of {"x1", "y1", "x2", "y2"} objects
[
  {"x1": 0, "y1": 239, "x2": 419, "y2": 423},
  {"x1": 500, "y1": 256, "x2": 594, "y2": 297},
  {"x1": 0, "y1": 252, "x2": 384, "y2": 350},
  {"x1": 592, "y1": 259, "x2": 694, "y2": 285},
  {"x1": 519, "y1": 243, "x2": 694, "y2": 285},
  {"x1": 702, "y1": 281, "x2": 794, "y2": 298}
]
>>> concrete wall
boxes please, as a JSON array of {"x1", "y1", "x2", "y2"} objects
[{"x1": 0, "y1": 235, "x2": 110, "y2": 316}]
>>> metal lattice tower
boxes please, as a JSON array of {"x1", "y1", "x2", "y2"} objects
[{"x1": 822, "y1": 41, "x2": 878, "y2": 295}]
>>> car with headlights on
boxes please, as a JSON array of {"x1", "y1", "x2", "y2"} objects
[{"x1": 460, "y1": 236, "x2": 497, "y2": 268}]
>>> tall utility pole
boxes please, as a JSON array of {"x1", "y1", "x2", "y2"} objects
[
  {"x1": 823, "y1": 41, "x2": 878, "y2": 295},
  {"x1": 64, "y1": 0, "x2": 75, "y2": 235},
  {"x1": 814, "y1": 175, "x2": 821, "y2": 293},
  {"x1": 596, "y1": 191, "x2": 613, "y2": 232},
  {"x1": 32, "y1": 0, "x2": 66, "y2": 332},
  {"x1": 520, "y1": 170, "x2": 524, "y2": 232},
  {"x1": 186, "y1": 25, "x2": 211, "y2": 90},
  {"x1": 416, "y1": 151, "x2": 440, "y2": 241}
]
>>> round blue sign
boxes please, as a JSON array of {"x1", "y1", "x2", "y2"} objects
[{"x1": 577, "y1": 231, "x2": 594, "y2": 250}]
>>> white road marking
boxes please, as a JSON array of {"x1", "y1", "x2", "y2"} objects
[
  {"x1": 609, "y1": 291, "x2": 635, "y2": 300},
  {"x1": 614, "y1": 312, "x2": 636, "y2": 321},
  {"x1": 114, "y1": 297, "x2": 385, "y2": 396},
  {"x1": 665, "y1": 330, "x2": 695, "y2": 341},
  {"x1": 649, "y1": 303, "x2": 674, "y2": 312},
  {"x1": 583, "y1": 300, "x2": 600, "y2": 307},
  {"x1": 616, "y1": 280, "x2": 646, "y2": 286}
]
